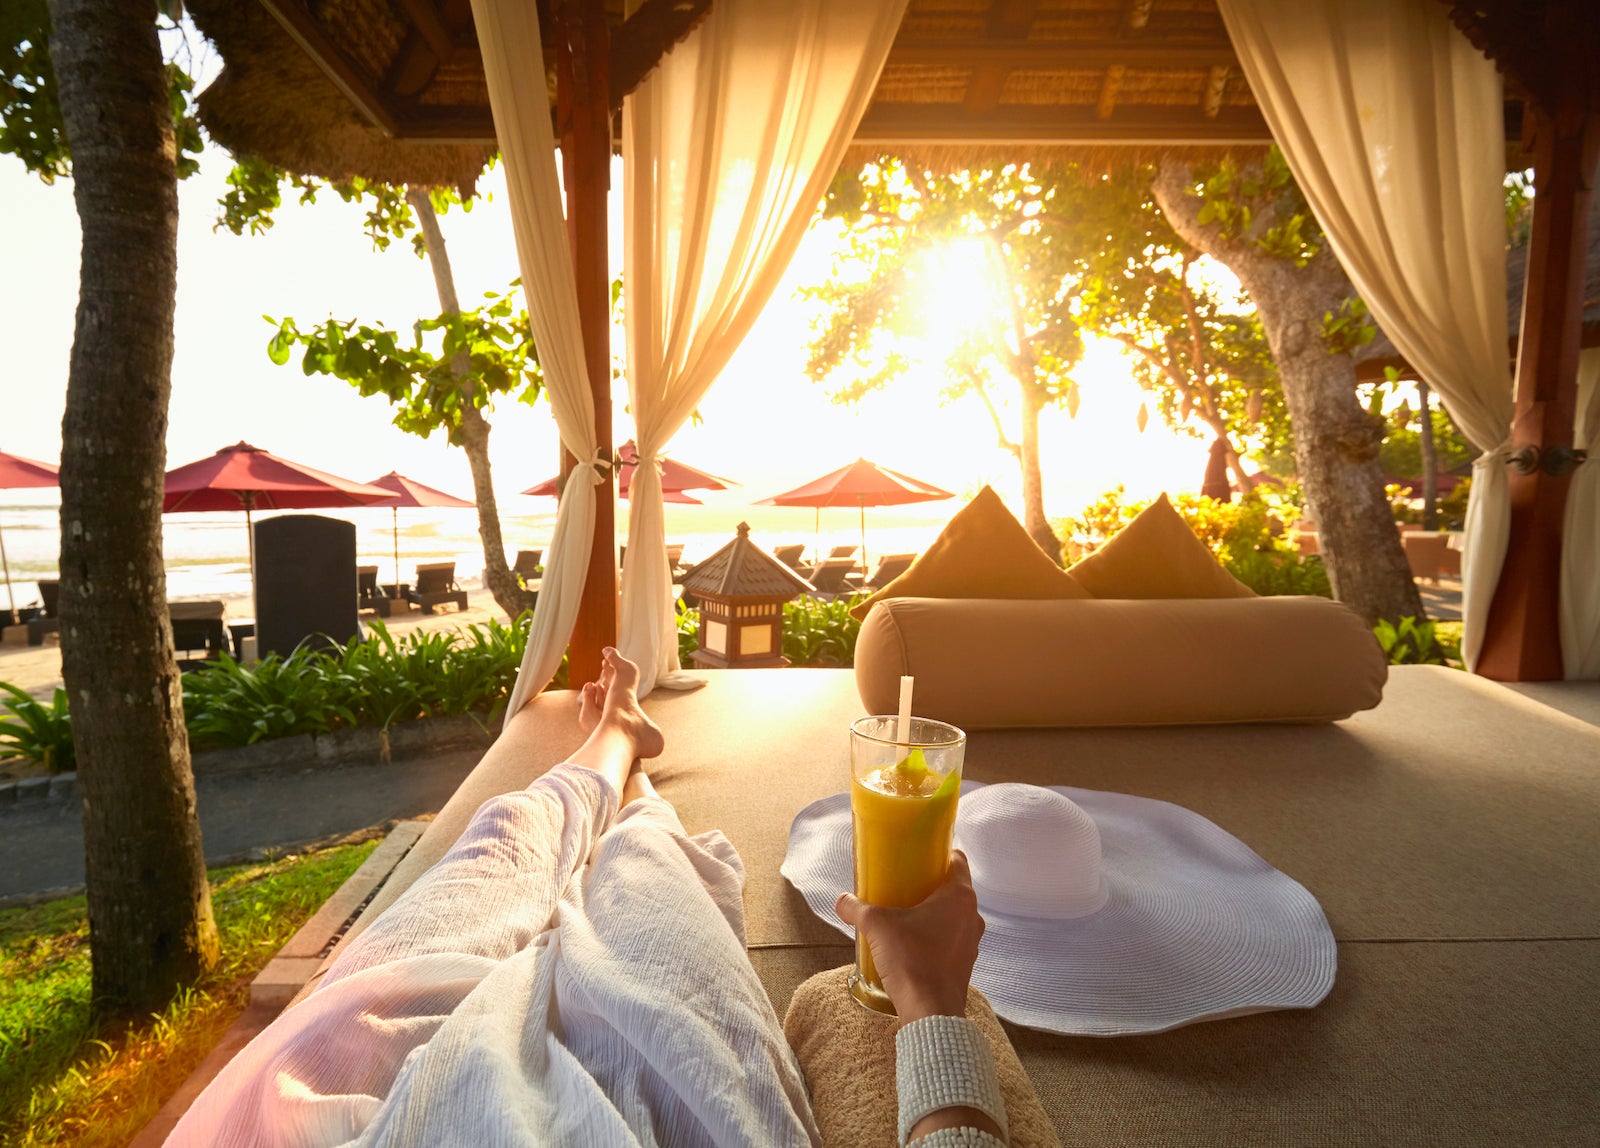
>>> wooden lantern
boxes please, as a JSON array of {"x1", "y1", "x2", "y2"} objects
[{"x1": 681, "y1": 522, "x2": 814, "y2": 669}]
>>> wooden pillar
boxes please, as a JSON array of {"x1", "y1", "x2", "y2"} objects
[
  {"x1": 1477, "y1": 94, "x2": 1600, "y2": 681},
  {"x1": 556, "y1": 0, "x2": 614, "y2": 688}
]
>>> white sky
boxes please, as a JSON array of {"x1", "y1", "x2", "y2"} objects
[{"x1": 2, "y1": 141, "x2": 1210, "y2": 527}]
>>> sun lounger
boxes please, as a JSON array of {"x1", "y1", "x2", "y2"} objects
[
  {"x1": 804, "y1": 557, "x2": 858, "y2": 599},
  {"x1": 311, "y1": 665, "x2": 1600, "y2": 1145},
  {"x1": 357, "y1": 566, "x2": 382, "y2": 608},
  {"x1": 24, "y1": 578, "x2": 60, "y2": 646},
  {"x1": 512, "y1": 549, "x2": 543, "y2": 581},
  {"x1": 168, "y1": 600, "x2": 227, "y2": 670},
  {"x1": 774, "y1": 544, "x2": 807, "y2": 571},
  {"x1": 827, "y1": 545, "x2": 858, "y2": 560},
  {"x1": 848, "y1": 552, "x2": 916, "y2": 593},
  {"x1": 405, "y1": 562, "x2": 469, "y2": 615}
]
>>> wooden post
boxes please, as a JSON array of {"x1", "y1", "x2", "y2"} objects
[
  {"x1": 1477, "y1": 94, "x2": 1600, "y2": 681},
  {"x1": 556, "y1": 0, "x2": 615, "y2": 688}
]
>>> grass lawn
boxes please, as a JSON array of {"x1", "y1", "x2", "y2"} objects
[{"x1": 0, "y1": 839, "x2": 378, "y2": 1147}]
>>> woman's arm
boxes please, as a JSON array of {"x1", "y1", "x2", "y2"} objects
[{"x1": 836, "y1": 852, "x2": 1009, "y2": 1146}]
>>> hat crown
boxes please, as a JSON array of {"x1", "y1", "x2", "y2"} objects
[{"x1": 956, "y1": 784, "x2": 1107, "y2": 920}]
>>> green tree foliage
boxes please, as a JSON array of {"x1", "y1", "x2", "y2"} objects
[
  {"x1": 215, "y1": 156, "x2": 473, "y2": 254},
  {"x1": 267, "y1": 286, "x2": 541, "y2": 445},
  {"x1": 1056, "y1": 485, "x2": 1331, "y2": 598},
  {"x1": 805, "y1": 157, "x2": 1290, "y2": 556},
  {"x1": 1, "y1": 0, "x2": 201, "y2": 181}
]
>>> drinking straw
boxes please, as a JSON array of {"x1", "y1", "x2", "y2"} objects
[{"x1": 897, "y1": 675, "x2": 915, "y2": 747}]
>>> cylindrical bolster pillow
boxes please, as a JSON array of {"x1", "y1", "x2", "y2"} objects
[{"x1": 856, "y1": 596, "x2": 1387, "y2": 729}]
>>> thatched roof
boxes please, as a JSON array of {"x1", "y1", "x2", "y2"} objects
[
  {"x1": 1356, "y1": 195, "x2": 1600, "y2": 380},
  {"x1": 181, "y1": 0, "x2": 1294, "y2": 189}
]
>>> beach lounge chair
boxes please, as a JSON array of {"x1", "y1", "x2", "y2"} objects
[
  {"x1": 827, "y1": 545, "x2": 858, "y2": 561},
  {"x1": 773, "y1": 544, "x2": 806, "y2": 571},
  {"x1": 357, "y1": 566, "x2": 382, "y2": 608},
  {"x1": 513, "y1": 550, "x2": 543, "y2": 581},
  {"x1": 849, "y1": 552, "x2": 916, "y2": 593},
  {"x1": 168, "y1": 600, "x2": 227, "y2": 670},
  {"x1": 804, "y1": 557, "x2": 857, "y2": 599},
  {"x1": 406, "y1": 562, "x2": 469, "y2": 615},
  {"x1": 24, "y1": 579, "x2": 60, "y2": 646}
]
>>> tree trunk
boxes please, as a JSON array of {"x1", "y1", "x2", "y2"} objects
[
  {"x1": 1153, "y1": 160, "x2": 1423, "y2": 624},
  {"x1": 49, "y1": 0, "x2": 217, "y2": 1013},
  {"x1": 406, "y1": 190, "x2": 536, "y2": 619},
  {"x1": 1417, "y1": 381, "x2": 1439, "y2": 531},
  {"x1": 1017, "y1": 387, "x2": 1061, "y2": 561}
]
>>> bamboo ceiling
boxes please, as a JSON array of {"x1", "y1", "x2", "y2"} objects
[{"x1": 185, "y1": 0, "x2": 1527, "y2": 190}]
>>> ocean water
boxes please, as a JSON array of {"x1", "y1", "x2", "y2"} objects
[{"x1": 0, "y1": 490, "x2": 957, "y2": 612}]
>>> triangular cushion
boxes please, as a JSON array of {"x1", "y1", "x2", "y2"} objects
[
  {"x1": 851, "y1": 486, "x2": 1087, "y2": 620},
  {"x1": 1067, "y1": 493, "x2": 1255, "y2": 599}
]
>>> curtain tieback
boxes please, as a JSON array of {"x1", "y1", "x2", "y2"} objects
[{"x1": 578, "y1": 446, "x2": 613, "y2": 486}]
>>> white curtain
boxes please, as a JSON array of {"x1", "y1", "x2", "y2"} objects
[
  {"x1": 1217, "y1": 0, "x2": 1514, "y2": 670},
  {"x1": 1560, "y1": 348, "x2": 1600, "y2": 678},
  {"x1": 472, "y1": 0, "x2": 607, "y2": 718},
  {"x1": 617, "y1": 0, "x2": 907, "y2": 695}
]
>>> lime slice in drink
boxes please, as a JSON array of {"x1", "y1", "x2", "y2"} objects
[{"x1": 895, "y1": 747, "x2": 929, "y2": 778}]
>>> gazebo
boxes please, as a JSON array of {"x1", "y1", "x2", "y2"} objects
[
  {"x1": 162, "y1": 3, "x2": 1600, "y2": 1143},
  {"x1": 183, "y1": 0, "x2": 1597, "y2": 690}
]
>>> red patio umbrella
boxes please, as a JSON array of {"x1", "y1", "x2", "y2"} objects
[
  {"x1": 164, "y1": 442, "x2": 394, "y2": 614},
  {"x1": 521, "y1": 440, "x2": 734, "y2": 502},
  {"x1": 0, "y1": 450, "x2": 60, "y2": 619},
  {"x1": 364, "y1": 471, "x2": 475, "y2": 587},
  {"x1": 756, "y1": 457, "x2": 954, "y2": 570}
]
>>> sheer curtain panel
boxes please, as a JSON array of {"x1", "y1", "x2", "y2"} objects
[
  {"x1": 1561, "y1": 348, "x2": 1600, "y2": 678},
  {"x1": 617, "y1": 0, "x2": 907, "y2": 695},
  {"x1": 1217, "y1": 0, "x2": 1514, "y2": 670},
  {"x1": 472, "y1": 0, "x2": 606, "y2": 718}
]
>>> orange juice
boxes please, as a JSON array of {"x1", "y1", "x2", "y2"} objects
[{"x1": 849, "y1": 761, "x2": 961, "y2": 1009}]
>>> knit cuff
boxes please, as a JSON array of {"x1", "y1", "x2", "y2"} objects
[
  {"x1": 895, "y1": 1015, "x2": 1008, "y2": 1146},
  {"x1": 907, "y1": 1127, "x2": 1008, "y2": 1148}
]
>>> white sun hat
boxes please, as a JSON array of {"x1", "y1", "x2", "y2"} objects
[{"x1": 781, "y1": 781, "x2": 1336, "y2": 1036}]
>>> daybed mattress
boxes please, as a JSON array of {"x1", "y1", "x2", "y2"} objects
[{"x1": 330, "y1": 666, "x2": 1600, "y2": 1145}]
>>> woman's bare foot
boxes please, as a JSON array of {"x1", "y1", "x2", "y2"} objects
[
  {"x1": 577, "y1": 648, "x2": 665, "y2": 759},
  {"x1": 569, "y1": 648, "x2": 665, "y2": 796}
]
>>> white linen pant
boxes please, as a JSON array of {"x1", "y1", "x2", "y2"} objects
[{"x1": 165, "y1": 764, "x2": 821, "y2": 1148}]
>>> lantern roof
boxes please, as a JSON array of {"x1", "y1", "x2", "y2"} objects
[{"x1": 680, "y1": 523, "x2": 815, "y2": 599}]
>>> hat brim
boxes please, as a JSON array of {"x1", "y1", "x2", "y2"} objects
[{"x1": 780, "y1": 782, "x2": 1336, "y2": 1036}]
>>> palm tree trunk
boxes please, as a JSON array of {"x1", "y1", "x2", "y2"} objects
[
  {"x1": 48, "y1": 0, "x2": 217, "y2": 1013},
  {"x1": 405, "y1": 190, "x2": 535, "y2": 619},
  {"x1": 1017, "y1": 387, "x2": 1060, "y2": 561}
]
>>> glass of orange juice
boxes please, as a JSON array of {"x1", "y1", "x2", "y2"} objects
[{"x1": 847, "y1": 713, "x2": 967, "y2": 1014}]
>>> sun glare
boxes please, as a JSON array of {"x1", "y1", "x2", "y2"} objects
[{"x1": 911, "y1": 237, "x2": 1009, "y2": 361}]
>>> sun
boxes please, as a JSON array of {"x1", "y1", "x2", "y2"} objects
[{"x1": 909, "y1": 236, "x2": 1010, "y2": 362}]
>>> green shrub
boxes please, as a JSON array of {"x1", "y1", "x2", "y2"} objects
[
  {"x1": 783, "y1": 595, "x2": 864, "y2": 668},
  {"x1": 1056, "y1": 486, "x2": 1330, "y2": 598},
  {"x1": 675, "y1": 599, "x2": 700, "y2": 666},
  {"x1": 1373, "y1": 616, "x2": 1453, "y2": 666},
  {"x1": 0, "y1": 685, "x2": 75, "y2": 775}
]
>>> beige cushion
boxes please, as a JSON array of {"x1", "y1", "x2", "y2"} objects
[
  {"x1": 851, "y1": 486, "x2": 1086, "y2": 621},
  {"x1": 855, "y1": 596, "x2": 1386, "y2": 728},
  {"x1": 1068, "y1": 493, "x2": 1255, "y2": 599}
]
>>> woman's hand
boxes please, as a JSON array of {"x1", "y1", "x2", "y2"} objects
[{"x1": 835, "y1": 850, "x2": 985, "y2": 1023}]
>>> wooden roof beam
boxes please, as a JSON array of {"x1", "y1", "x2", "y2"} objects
[
  {"x1": 398, "y1": 0, "x2": 455, "y2": 62},
  {"x1": 963, "y1": 0, "x2": 1040, "y2": 116},
  {"x1": 891, "y1": 40, "x2": 1238, "y2": 70},
  {"x1": 259, "y1": 0, "x2": 400, "y2": 136},
  {"x1": 1202, "y1": 64, "x2": 1229, "y2": 118},
  {"x1": 855, "y1": 104, "x2": 1273, "y2": 144}
]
